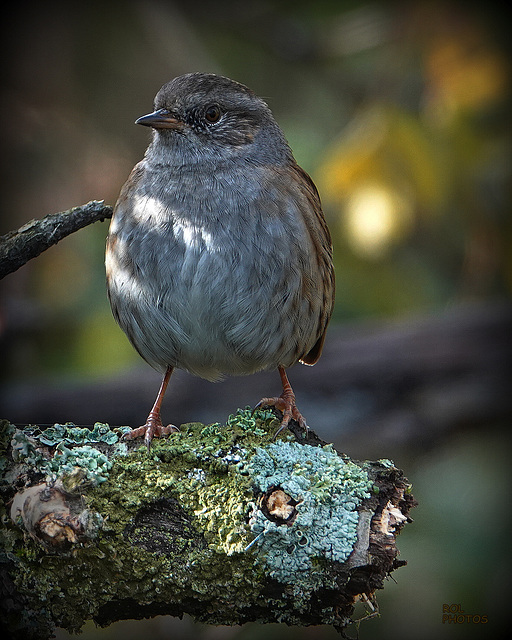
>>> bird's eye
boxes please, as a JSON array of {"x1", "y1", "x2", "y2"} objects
[{"x1": 204, "y1": 105, "x2": 221, "y2": 123}]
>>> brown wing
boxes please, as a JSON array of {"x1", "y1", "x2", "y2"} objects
[{"x1": 289, "y1": 163, "x2": 335, "y2": 366}]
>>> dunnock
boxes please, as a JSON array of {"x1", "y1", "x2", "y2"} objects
[{"x1": 105, "y1": 73, "x2": 334, "y2": 448}]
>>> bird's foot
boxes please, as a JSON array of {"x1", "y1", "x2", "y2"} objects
[
  {"x1": 123, "y1": 412, "x2": 179, "y2": 451},
  {"x1": 255, "y1": 366, "x2": 308, "y2": 437},
  {"x1": 255, "y1": 389, "x2": 308, "y2": 438}
]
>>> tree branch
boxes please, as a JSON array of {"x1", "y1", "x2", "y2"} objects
[
  {"x1": 0, "y1": 201, "x2": 112, "y2": 279},
  {"x1": 0, "y1": 413, "x2": 415, "y2": 639}
]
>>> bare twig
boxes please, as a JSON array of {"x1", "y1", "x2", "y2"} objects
[{"x1": 0, "y1": 201, "x2": 112, "y2": 279}]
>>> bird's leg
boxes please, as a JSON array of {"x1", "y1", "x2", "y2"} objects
[
  {"x1": 255, "y1": 366, "x2": 308, "y2": 437},
  {"x1": 123, "y1": 366, "x2": 179, "y2": 450}
]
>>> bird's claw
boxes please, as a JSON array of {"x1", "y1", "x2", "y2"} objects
[
  {"x1": 254, "y1": 395, "x2": 308, "y2": 439},
  {"x1": 122, "y1": 414, "x2": 179, "y2": 451}
]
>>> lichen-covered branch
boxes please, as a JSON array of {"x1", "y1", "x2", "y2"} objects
[
  {"x1": 0, "y1": 412, "x2": 416, "y2": 639},
  {"x1": 0, "y1": 200, "x2": 113, "y2": 279}
]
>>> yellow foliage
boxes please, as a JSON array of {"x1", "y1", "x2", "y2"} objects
[
  {"x1": 318, "y1": 104, "x2": 445, "y2": 212},
  {"x1": 424, "y1": 36, "x2": 509, "y2": 116},
  {"x1": 317, "y1": 104, "x2": 447, "y2": 256}
]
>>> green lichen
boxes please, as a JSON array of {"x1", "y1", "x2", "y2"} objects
[
  {"x1": 226, "y1": 406, "x2": 275, "y2": 436},
  {"x1": 245, "y1": 441, "x2": 373, "y2": 591},
  {"x1": 0, "y1": 420, "x2": 15, "y2": 476},
  {"x1": 85, "y1": 409, "x2": 280, "y2": 551}
]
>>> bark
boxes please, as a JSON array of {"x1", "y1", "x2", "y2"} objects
[
  {"x1": 0, "y1": 414, "x2": 415, "y2": 639},
  {"x1": 0, "y1": 201, "x2": 112, "y2": 279}
]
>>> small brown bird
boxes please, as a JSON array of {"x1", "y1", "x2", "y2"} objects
[{"x1": 105, "y1": 73, "x2": 334, "y2": 448}]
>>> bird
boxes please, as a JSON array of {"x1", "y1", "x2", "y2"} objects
[{"x1": 105, "y1": 72, "x2": 335, "y2": 449}]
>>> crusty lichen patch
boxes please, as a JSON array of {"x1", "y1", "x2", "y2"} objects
[{"x1": 245, "y1": 441, "x2": 373, "y2": 598}]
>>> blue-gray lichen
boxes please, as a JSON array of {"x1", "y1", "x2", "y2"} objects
[
  {"x1": 10, "y1": 422, "x2": 119, "y2": 485},
  {"x1": 35, "y1": 422, "x2": 119, "y2": 446},
  {"x1": 245, "y1": 441, "x2": 373, "y2": 589},
  {"x1": 46, "y1": 443, "x2": 113, "y2": 484}
]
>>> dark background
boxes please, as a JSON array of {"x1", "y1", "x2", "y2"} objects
[{"x1": 1, "y1": 2, "x2": 511, "y2": 639}]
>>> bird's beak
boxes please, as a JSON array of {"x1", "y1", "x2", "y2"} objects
[{"x1": 135, "y1": 108, "x2": 184, "y2": 130}]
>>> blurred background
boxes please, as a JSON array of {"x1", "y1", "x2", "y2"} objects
[{"x1": 1, "y1": 1, "x2": 511, "y2": 639}]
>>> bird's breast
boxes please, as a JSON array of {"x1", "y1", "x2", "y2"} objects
[{"x1": 106, "y1": 166, "x2": 321, "y2": 379}]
